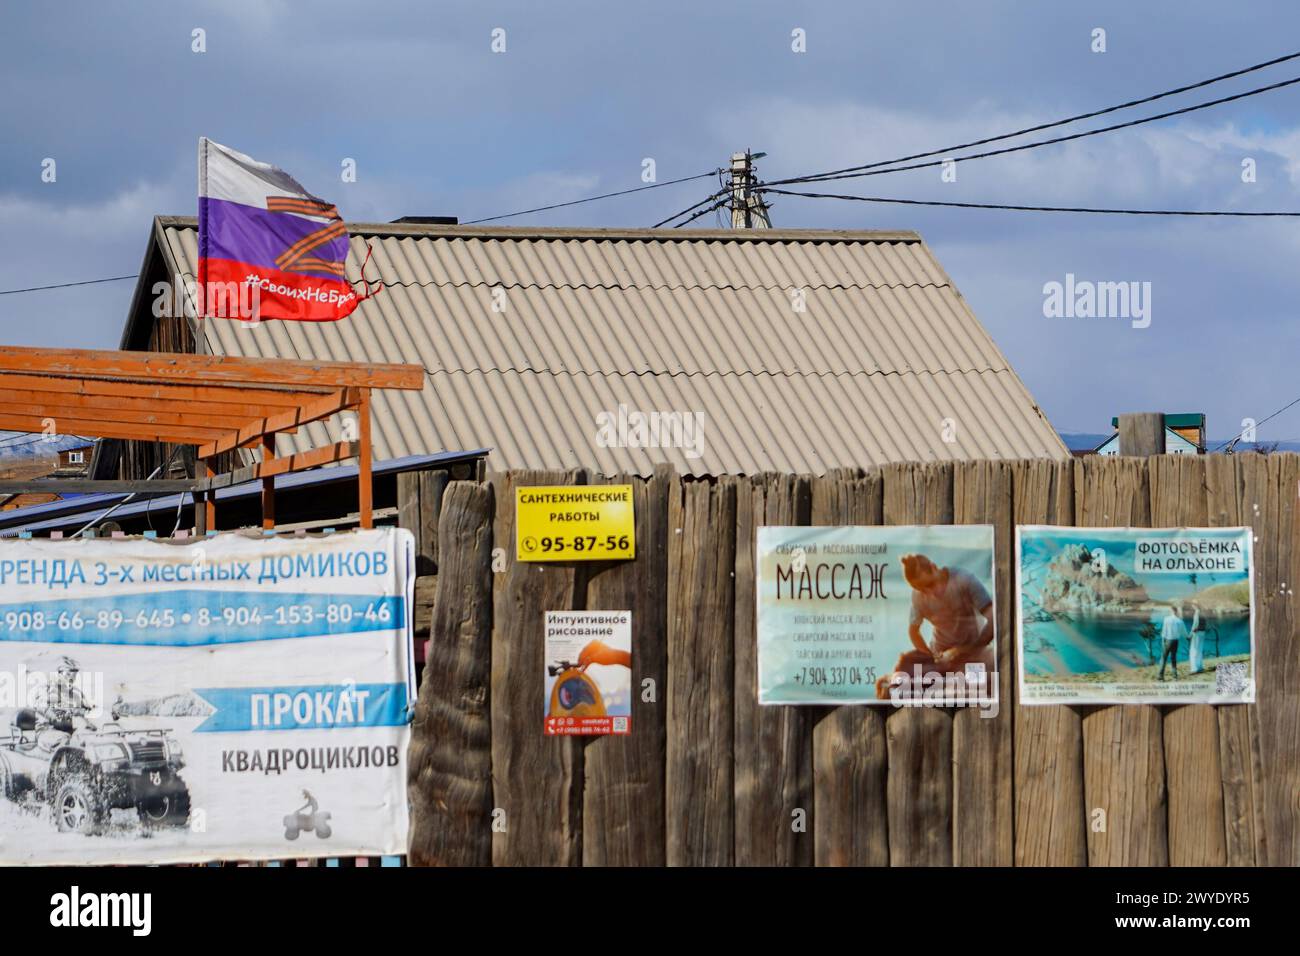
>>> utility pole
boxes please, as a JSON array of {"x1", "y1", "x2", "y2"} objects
[{"x1": 728, "y1": 150, "x2": 772, "y2": 228}]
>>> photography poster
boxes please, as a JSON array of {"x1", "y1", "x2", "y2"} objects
[{"x1": 1017, "y1": 526, "x2": 1255, "y2": 705}]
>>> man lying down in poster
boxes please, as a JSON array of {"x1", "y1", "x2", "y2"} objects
[{"x1": 875, "y1": 553, "x2": 995, "y2": 701}]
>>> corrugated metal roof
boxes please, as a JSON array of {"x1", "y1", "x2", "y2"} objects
[{"x1": 142, "y1": 218, "x2": 1067, "y2": 476}]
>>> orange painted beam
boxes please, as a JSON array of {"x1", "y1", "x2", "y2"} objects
[
  {"x1": 0, "y1": 383, "x2": 318, "y2": 420},
  {"x1": 0, "y1": 371, "x2": 331, "y2": 407},
  {"x1": 261, "y1": 434, "x2": 276, "y2": 531},
  {"x1": 196, "y1": 388, "x2": 356, "y2": 459},
  {"x1": 0, "y1": 399, "x2": 259, "y2": 433},
  {"x1": 0, "y1": 345, "x2": 424, "y2": 390},
  {"x1": 201, "y1": 442, "x2": 358, "y2": 489},
  {"x1": 357, "y1": 389, "x2": 373, "y2": 528},
  {"x1": 0, "y1": 412, "x2": 230, "y2": 444}
]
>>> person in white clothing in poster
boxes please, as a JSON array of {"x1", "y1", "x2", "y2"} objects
[
  {"x1": 1184, "y1": 600, "x2": 1204, "y2": 674},
  {"x1": 1158, "y1": 603, "x2": 1188, "y2": 681}
]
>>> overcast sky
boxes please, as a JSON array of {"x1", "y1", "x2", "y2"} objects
[{"x1": 3, "y1": 1, "x2": 1299, "y2": 439}]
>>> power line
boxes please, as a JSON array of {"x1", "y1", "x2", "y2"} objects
[
  {"x1": 0, "y1": 274, "x2": 137, "y2": 296},
  {"x1": 674, "y1": 199, "x2": 731, "y2": 228},
  {"x1": 653, "y1": 190, "x2": 727, "y2": 228},
  {"x1": 1212, "y1": 396, "x2": 1300, "y2": 451},
  {"x1": 765, "y1": 49, "x2": 1300, "y2": 187},
  {"x1": 770, "y1": 68, "x2": 1300, "y2": 187},
  {"x1": 761, "y1": 187, "x2": 1300, "y2": 216},
  {"x1": 4, "y1": 172, "x2": 724, "y2": 296},
  {"x1": 464, "y1": 170, "x2": 721, "y2": 224}
]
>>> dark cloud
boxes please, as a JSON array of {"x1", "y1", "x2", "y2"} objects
[{"x1": 3, "y1": 0, "x2": 1299, "y2": 439}]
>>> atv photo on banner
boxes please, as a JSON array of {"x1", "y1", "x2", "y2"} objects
[
  {"x1": 0, "y1": 528, "x2": 415, "y2": 865},
  {"x1": 0, "y1": 668, "x2": 191, "y2": 837}
]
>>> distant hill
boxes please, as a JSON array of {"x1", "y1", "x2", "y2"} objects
[
  {"x1": 0, "y1": 431, "x2": 95, "y2": 458},
  {"x1": 1059, "y1": 433, "x2": 1300, "y2": 454}
]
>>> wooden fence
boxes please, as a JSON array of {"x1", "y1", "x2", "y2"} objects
[{"x1": 403, "y1": 455, "x2": 1299, "y2": 866}]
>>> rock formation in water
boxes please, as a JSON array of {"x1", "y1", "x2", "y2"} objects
[{"x1": 1039, "y1": 543, "x2": 1149, "y2": 614}]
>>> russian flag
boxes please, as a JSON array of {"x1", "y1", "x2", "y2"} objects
[{"x1": 198, "y1": 138, "x2": 367, "y2": 322}]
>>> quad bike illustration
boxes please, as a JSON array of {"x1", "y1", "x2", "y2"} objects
[
  {"x1": 284, "y1": 789, "x2": 332, "y2": 840},
  {"x1": 0, "y1": 707, "x2": 190, "y2": 835}
]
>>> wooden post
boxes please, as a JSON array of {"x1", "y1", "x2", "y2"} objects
[
  {"x1": 1077, "y1": 456, "x2": 1169, "y2": 866},
  {"x1": 881, "y1": 461, "x2": 956, "y2": 866},
  {"x1": 261, "y1": 434, "x2": 276, "y2": 531},
  {"x1": 666, "y1": 476, "x2": 738, "y2": 866},
  {"x1": 490, "y1": 469, "x2": 586, "y2": 867},
  {"x1": 952, "y1": 460, "x2": 1014, "y2": 865},
  {"x1": 357, "y1": 389, "x2": 373, "y2": 529},
  {"x1": 203, "y1": 458, "x2": 216, "y2": 531},
  {"x1": 811, "y1": 468, "x2": 889, "y2": 866},
  {"x1": 1118, "y1": 412, "x2": 1165, "y2": 456},
  {"x1": 1150, "y1": 455, "x2": 1227, "y2": 866},
  {"x1": 1012, "y1": 459, "x2": 1087, "y2": 865},
  {"x1": 582, "y1": 467, "x2": 672, "y2": 866},
  {"x1": 407, "y1": 481, "x2": 495, "y2": 866},
  {"x1": 734, "y1": 473, "x2": 814, "y2": 866}
]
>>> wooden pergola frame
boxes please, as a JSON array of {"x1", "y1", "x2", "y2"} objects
[{"x1": 0, "y1": 345, "x2": 424, "y2": 531}]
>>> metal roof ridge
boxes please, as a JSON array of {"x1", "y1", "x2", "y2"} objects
[
  {"x1": 155, "y1": 215, "x2": 924, "y2": 244},
  {"x1": 420, "y1": 365, "x2": 1017, "y2": 380},
  {"x1": 172, "y1": 267, "x2": 950, "y2": 295}
]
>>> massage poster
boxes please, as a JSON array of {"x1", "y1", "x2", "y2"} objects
[
  {"x1": 756, "y1": 526, "x2": 997, "y2": 707},
  {"x1": 1017, "y1": 526, "x2": 1255, "y2": 705}
]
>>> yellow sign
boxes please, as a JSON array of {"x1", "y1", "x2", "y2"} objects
[{"x1": 516, "y1": 485, "x2": 635, "y2": 562}]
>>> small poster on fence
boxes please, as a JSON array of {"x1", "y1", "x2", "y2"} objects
[
  {"x1": 1017, "y1": 526, "x2": 1256, "y2": 705},
  {"x1": 544, "y1": 611, "x2": 632, "y2": 735},
  {"x1": 756, "y1": 525, "x2": 997, "y2": 708}
]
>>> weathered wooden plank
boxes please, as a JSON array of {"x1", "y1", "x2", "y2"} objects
[
  {"x1": 734, "y1": 473, "x2": 814, "y2": 866},
  {"x1": 419, "y1": 470, "x2": 450, "y2": 572},
  {"x1": 1012, "y1": 459, "x2": 1086, "y2": 866},
  {"x1": 952, "y1": 460, "x2": 1014, "y2": 865},
  {"x1": 412, "y1": 575, "x2": 436, "y2": 639},
  {"x1": 490, "y1": 470, "x2": 585, "y2": 866},
  {"x1": 582, "y1": 466, "x2": 672, "y2": 866},
  {"x1": 397, "y1": 472, "x2": 420, "y2": 545},
  {"x1": 1077, "y1": 456, "x2": 1168, "y2": 866},
  {"x1": 811, "y1": 470, "x2": 888, "y2": 866},
  {"x1": 1150, "y1": 454, "x2": 1227, "y2": 866},
  {"x1": 1205, "y1": 453, "x2": 1259, "y2": 865},
  {"x1": 398, "y1": 469, "x2": 449, "y2": 576},
  {"x1": 407, "y1": 481, "x2": 494, "y2": 866},
  {"x1": 1236, "y1": 455, "x2": 1276, "y2": 867},
  {"x1": 1245, "y1": 453, "x2": 1300, "y2": 865},
  {"x1": 666, "y1": 477, "x2": 738, "y2": 866},
  {"x1": 881, "y1": 461, "x2": 955, "y2": 866}
]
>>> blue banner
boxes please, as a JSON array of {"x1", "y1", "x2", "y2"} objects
[
  {"x1": 192, "y1": 682, "x2": 410, "y2": 732},
  {"x1": 0, "y1": 591, "x2": 405, "y2": 646}
]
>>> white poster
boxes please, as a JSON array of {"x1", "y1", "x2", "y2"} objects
[
  {"x1": 0, "y1": 528, "x2": 414, "y2": 865},
  {"x1": 757, "y1": 525, "x2": 997, "y2": 709},
  {"x1": 544, "y1": 611, "x2": 632, "y2": 735},
  {"x1": 1017, "y1": 525, "x2": 1256, "y2": 705}
]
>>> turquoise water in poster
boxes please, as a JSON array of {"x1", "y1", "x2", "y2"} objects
[
  {"x1": 756, "y1": 525, "x2": 996, "y2": 705},
  {"x1": 1017, "y1": 526, "x2": 1255, "y2": 704}
]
